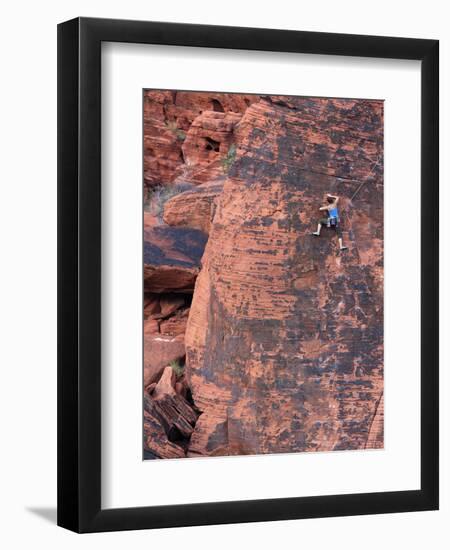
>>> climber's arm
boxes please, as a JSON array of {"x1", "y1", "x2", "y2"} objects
[
  {"x1": 319, "y1": 205, "x2": 329, "y2": 211},
  {"x1": 327, "y1": 193, "x2": 339, "y2": 203}
]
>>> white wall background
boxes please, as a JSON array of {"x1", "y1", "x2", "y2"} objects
[{"x1": 0, "y1": 0, "x2": 447, "y2": 548}]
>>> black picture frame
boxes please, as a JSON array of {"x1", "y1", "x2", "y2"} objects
[{"x1": 57, "y1": 17, "x2": 439, "y2": 533}]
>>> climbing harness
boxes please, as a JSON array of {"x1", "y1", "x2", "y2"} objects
[
  {"x1": 326, "y1": 216, "x2": 339, "y2": 228},
  {"x1": 326, "y1": 204, "x2": 340, "y2": 228}
]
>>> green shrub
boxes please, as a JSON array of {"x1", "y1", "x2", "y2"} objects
[
  {"x1": 165, "y1": 120, "x2": 186, "y2": 141},
  {"x1": 169, "y1": 359, "x2": 184, "y2": 378},
  {"x1": 144, "y1": 183, "x2": 193, "y2": 222},
  {"x1": 175, "y1": 129, "x2": 186, "y2": 141},
  {"x1": 221, "y1": 143, "x2": 237, "y2": 174}
]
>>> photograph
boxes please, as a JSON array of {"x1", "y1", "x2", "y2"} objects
[
  {"x1": 142, "y1": 90, "x2": 384, "y2": 460},
  {"x1": 0, "y1": 0, "x2": 444, "y2": 542}
]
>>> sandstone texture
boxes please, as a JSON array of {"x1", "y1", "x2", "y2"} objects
[{"x1": 143, "y1": 91, "x2": 384, "y2": 459}]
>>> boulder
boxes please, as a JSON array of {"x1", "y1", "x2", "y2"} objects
[
  {"x1": 143, "y1": 367, "x2": 199, "y2": 458},
  {"x1": 144, "y1": 225, "x2": 208, "y2": 293},
  {"x1": 153, "y1": 366, "x2": 177, "y2": 399},
  {"x1": 144, "y1": 409, "x2": 186, "y2": 459},
  {"x1": 163, "y1": 181, "x2": 223, "y2": 234}
]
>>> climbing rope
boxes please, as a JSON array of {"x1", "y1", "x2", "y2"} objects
[
  {"x1": 349, "y1": 157, "x2": 382, "y2": 202},
  {"x1": 334, "y1": 156, "x2": 382, "y2": 249}
]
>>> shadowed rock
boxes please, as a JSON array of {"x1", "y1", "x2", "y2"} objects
[
  {"x1": 143, "y1": 367, "x2": 199, "y2": 458},
  {"x1": 144, "y1": 225, "x2": 208, "y2": 293}
]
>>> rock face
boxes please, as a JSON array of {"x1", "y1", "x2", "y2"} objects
[
  {"x1": 143, "y1": 91, "x2": 384, "y2": 459},
  {"x1": 184, "y1": 96, "x2": 384, "y2": 456}
]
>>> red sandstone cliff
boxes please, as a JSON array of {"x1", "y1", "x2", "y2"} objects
[{"x1": 143, "y1": 91, "x2": 383, "y2": 459}]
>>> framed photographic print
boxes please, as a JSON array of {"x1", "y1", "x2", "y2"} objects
[{"x1": 57, "y1": 17, "x2": 439, "y2": 532}]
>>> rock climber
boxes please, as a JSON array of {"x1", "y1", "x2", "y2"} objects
[{"x1": 312, "y1": 193, "x2": 347, "y2": 250}]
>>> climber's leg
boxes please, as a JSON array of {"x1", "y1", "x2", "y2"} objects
[
  {"x1": 313, "y1": 218, "x2": 328, "y2": 236},
  {"x1": 336, "y1": 225, "x2": 347, "y2": 250},
  {"x1": 338, "y1": 237, "x2": 347, "y2": 251}
]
